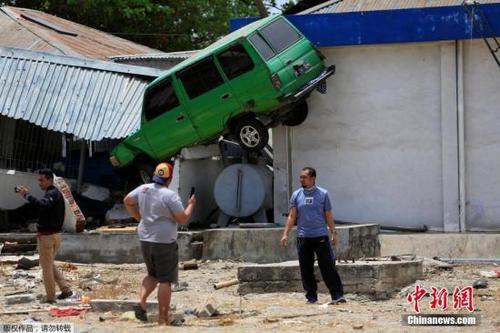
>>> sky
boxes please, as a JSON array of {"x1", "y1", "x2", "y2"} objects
[{"x1": 269, "y1": 0, "x2": 295, "y2": 14}]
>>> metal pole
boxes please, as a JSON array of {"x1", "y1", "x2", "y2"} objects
[
  {"x1": 77, "y1": 140, "x2": 86, "y2": 194},
  {"x1": 457, "y1": 40, "x2": 466, "y2": 232}
]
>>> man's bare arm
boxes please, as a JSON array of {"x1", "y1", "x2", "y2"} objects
[
  {"x1": 325, "y1": 210, "x2": 337, "y2": 245},
  {"x1": 173, "y1": 195, "x2": 196, "y2": 225},
  {"x1": 124, "y1": 195, "x2": 141, "y2": 221},
  {"x1": 281, "y1": 207, "x2": 297, "y2": 247}
]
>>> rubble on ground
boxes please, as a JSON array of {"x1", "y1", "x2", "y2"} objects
[{"x1": 0, "y1": 257, "x2": 498, "y2": 332}]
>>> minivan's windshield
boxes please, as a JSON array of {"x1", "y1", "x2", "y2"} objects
[{"x1": 259, "y1": 18, "x2": 302, "y2": 54}]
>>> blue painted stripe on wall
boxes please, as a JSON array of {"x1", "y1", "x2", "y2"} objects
[{"x1": 230, "y1": 4, "x2": 500, "y2": 46}]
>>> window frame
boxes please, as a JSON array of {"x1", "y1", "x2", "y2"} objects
[
  {"x1": 249, "y1": 18, "x2": 303, "y2": 60},
  {"x1": 258, "y1": 18, "x2": 303, "y2": 55},
  {"x1": 248, "y1": 32, "x2": 276, "y2": 61},
  {"x1": 176, "y1": 56, "x2": 225, "y2": 100},
  {"x1": 216, "y1": 43, "x2": 255, "y2": 81},
  {"x1": 143, "y1": 77, "x2": 181, "y2": 122}
]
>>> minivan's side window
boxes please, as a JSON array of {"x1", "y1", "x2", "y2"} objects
[
  {"x1": 177, "y1": 57, "x2": 224, "y2": 99},
  {"x1": 217, "y1": 44, "x2": 254, "y2": 80},
  {"x1": 144, "y1": 79, "x2": 180, "y2": 121},
  {"x1": 249, "y1": 33, "x2": 275, "y2": 60},
  {"x1": 259, "y1": 18, "x2": 301, "y2": 54}
]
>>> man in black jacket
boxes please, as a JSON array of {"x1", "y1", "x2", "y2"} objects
[{"x1": 16, "y1": 169, "x2": 72, "y2": 303}]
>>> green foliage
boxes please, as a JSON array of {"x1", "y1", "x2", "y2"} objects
[{"x1": 0, "y1": 0, "x2": 263, "y2": 51}]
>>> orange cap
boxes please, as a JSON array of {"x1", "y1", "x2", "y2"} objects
[{"x1": 154, "y1": 162, "x2": 173, "y2": 179}]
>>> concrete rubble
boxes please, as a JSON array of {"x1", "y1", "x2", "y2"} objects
[
  {"x1": 0, "y1": 254, "x2": 497, "y2": 331},
  {"x1": 0, "y1": 226, "x2": 498, "y2": 332},
  {"x1": 4, "y1": 293, "x2": 35, "y2": 305}
]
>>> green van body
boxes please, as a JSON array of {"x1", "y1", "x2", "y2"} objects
[{"x1": 110, "y1": 15, "x2": 334, "y2": 168}]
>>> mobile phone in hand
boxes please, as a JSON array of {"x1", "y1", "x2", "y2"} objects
[{"x1": 189, "y1": 187, "x2": 195, "y2": 198}]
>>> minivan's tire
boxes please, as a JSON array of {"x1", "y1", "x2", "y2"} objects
[
  {"x1": 234, "y1": 118, "x2": 269, "y2": 152},
  {"x1": 135, "y1": 161, "x2": 155, "y2": 184},
  {"x1": 282, "y1": 100, "x2": 308, "y2": 127}
]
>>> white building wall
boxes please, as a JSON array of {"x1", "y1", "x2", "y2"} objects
[
  {"x1": 273, "y1": 40, "x2": 500, "y2": 231},
  {"x1": 463, "y1": 40, "x2": 500, "y2": 231}
]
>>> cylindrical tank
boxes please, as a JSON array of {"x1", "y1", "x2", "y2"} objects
[{"x1": 213, "y1": 163, "x2": 271, "y2": 218}]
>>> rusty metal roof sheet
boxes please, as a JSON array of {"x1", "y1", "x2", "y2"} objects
[
  {"x1": 109, "y1": 50, "x2": 199, "y2": 62},
  {"x1": 301, "y1": 0, "x2": 500, "y2": 14},
  {"x1": 0, "y1": 6, "x2": 158, "y2": 61},
  {"x1": 0, "y1": 47, "x2": 162, "y2": 140}
]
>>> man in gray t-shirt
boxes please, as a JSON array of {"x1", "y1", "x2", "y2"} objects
[{"x1": 124, "y1": 162, "x2": 195, "y2": 326}]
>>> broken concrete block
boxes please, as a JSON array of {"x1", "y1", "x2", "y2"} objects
[
  {"x1": 4, "y1": 294, "x2": 35, "y2": 305},
  {"x1": 473, "y1": 279, "x2": 488, "y2": 289},
  {"x1": 17, "y1": 257, "x2": 39, "y2": 270},
  {"x1": 172, "y1": 281, "x2": 189, "y2": 292},
  {"x1": 195, "y1": 302, "x2": 217, "y2": 318},
  {"x1": 170, "y1": 312, "x2": 185, "y2": 326}
]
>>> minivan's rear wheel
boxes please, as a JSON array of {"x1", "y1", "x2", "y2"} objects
[
  {"x1": 282, "y1": 100, "x2": 309, "y2": 127},
  {"x1": 234, "y1": 118, "x2": 269, "y2": 152}
]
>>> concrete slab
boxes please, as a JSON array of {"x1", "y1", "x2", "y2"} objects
[
  {"x1": 203, "y1": 224, "x2": 380, "y2": 263},
  {"x1": 1, "y1": 225, "x2": 380, "y2": 264},
  {"x1": 56, "y1": 232, "x2": 195, "y2": 264},
  {"x1": 0, "y1": 233, "x2": 37, "y2": 243},
  {"x1": 380, "y1": 233, "x2": 500, "y2": 259},
  {"x1": 238, "y1": 258, "x2": 423, "y2": 300},
  {"x1": 3, "y1": 294, "x2": 35, "y2": 305}
]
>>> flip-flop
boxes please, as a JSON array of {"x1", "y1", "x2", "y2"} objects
[{"x1": 133, "y1": 304, "x2": 148, "y2": 322}]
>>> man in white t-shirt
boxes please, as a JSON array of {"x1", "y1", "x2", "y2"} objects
[{"x1": 124, "y1": 162, "x2": 196, "y2": 326}]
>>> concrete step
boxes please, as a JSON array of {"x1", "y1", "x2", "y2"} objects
[
  {"x1": 203, "y1": 224, "x2": 381, "y2": 263},
  {"x1": 238, "y1": 258, "x2": 423, "y2": 300}
]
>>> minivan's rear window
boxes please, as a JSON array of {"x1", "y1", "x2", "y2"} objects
[
  {"x1": 249, "y1": 33, "x2": 275, "y2": 60},
  {"x1": 177, "y1": 57, "x2": 224, "y2": 99},
  {"x1": 259, "y1": 18, "x2": 301, "y2": 54},
  {"x1": 144, "y1": 79, "x2": 180, "y2": 121}
]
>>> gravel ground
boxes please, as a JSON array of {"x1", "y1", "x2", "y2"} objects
[{"x1": 0, "y1": 258, "x2": 498, "y2": 332}]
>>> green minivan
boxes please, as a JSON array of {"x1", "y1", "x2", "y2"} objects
[{"x1": 110, "y1": 15, "x2": 334, "y2": 178}]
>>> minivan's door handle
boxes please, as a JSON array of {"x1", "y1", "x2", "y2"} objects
[
  {"x1": 176, "y1": 114, "x2": 185, "y2": 122},
  {"x1": 221, "y1": 93, "x2": 231, "y2": 100},
  {"x1": 285, "y1": 59, "x2": 293, "y2": 65}
]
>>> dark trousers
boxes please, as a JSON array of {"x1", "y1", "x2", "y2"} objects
[{"x1": 297, "y1": 236, "x2": 344, "y2": 301}]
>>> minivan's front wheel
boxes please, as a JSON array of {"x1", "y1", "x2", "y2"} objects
[
  {"x1": 234, "y1": 118, "x2": 269, "y2": 152},
  {"x1": 282, "y1": 100, "x2": 308, "y2": 127}
]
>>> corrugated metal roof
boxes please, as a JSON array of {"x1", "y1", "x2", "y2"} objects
[
  {"x1": 110, "y1": 51, "x2": 199, "y2": 62},
  {"x1": 301, "y1": 0, "x2": 500, "y2": 14},
  {"x1": 0, "y1": 47, "x2": 163, "y2": 141},
  {"x1": 0, "y1": 6, "x2": 159, "y2": 61}
]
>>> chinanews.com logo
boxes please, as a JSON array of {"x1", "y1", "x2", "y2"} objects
[{"x1": 402, "y1": 284, "x2": 480, "y2": 326}]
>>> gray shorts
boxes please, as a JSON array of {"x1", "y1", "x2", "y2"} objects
[{"x1": 140, "y1": 241, "x2": 178, "y2": 283}]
